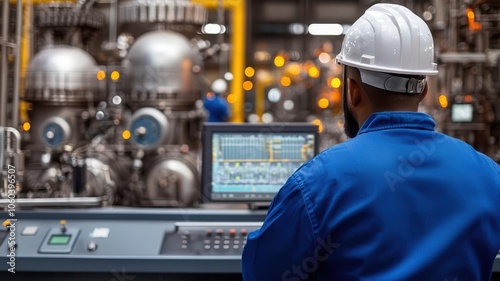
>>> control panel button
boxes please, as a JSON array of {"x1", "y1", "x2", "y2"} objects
[
  {"x1": 60, "y1": 220, "x2": 67, "y2": 233},
  {"x1": 160, "y1": 223, "x2": 262, "y2": 256},
  {"x1": 87, "y1": 241, "x2": 98, "y2": 252},
  {"x1": 21, "y1": 226, "x2": 39, "y2": 236}
]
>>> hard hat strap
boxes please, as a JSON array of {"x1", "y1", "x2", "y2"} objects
[{"x1": 359, "y1": 69, "x2": 426, "y2": 94}]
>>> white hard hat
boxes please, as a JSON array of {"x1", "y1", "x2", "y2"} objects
[
  {"x1": 336, "y1": 4, "x2": 438, "y2": 76},
  {"x1": 211, "y1": 78, "x2": 228, "y2": 93}
]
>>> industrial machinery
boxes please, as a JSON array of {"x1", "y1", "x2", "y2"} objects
[
  {"x1": 429, "y1": 0, "x2": 500, "y2": 161},
  {"x1": 1, "y1": 0, "x2": 499, "y2": 280},
  {"x1": 2, "y1": 0, "x2": 211, "y2": 208},
  {"x1": 120, "y1": 30, "x2": 206, "y2": 207}
]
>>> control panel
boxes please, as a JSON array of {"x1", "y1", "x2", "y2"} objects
[
  {"x1": 161, "y1": 222, "x2": 261, "y2": 255},
  {"x1": 38, "y1": 220, "x2": 80, "y2": 254},
  {"x1": 0, "y1": 208, "x2": 268, "y2": 280},
  {"x1": 0, "y1": 208, "x2": 498, "y2": 281}
]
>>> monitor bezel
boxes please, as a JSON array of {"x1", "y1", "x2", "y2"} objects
[{"x1": 201, "y1": 122, "x2": 319, "y2": 203}]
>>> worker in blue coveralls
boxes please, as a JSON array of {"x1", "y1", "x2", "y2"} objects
[
  {"x1": 203, "y1": 78, "x2": 230, "y2": 122},
  {"x1": 242, "y1": 3, "x2": 500, "y2": 281}
]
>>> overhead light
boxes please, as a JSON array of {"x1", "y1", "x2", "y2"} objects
[
  {"x1": 289, "y1": 23, "x2": 306, "y2": 35},
  {"x1": 308, "y1": 23, "x2": 343, "y2": 36},
  {"x1": 318, "y1": 52, "x2": 331, "y2": 64},
  {"x1": 202, "y1": 23, "x2": 226, "y2": 34}
]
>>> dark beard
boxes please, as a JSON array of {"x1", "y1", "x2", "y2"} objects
[{"x1": 342, "y1": 85, "x2": 359, "y2": 138}]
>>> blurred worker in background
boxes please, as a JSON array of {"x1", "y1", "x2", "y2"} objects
[
  {"x1": 203, "y1": 78, "x2": 230, "y2": 122},
  {"x1": 242, "y1": 3, "x2": 500, "y2": 281}
]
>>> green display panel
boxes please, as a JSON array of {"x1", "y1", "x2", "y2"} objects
[{"x1": 48, "y1": 235, "x2": 71, "y2": 245}]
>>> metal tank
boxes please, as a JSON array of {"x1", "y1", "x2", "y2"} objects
[
  {"x1": 22, "y1": 45, "x2": 118, "y2": 206},
  {"x1": 121, "y1": 30, "x2": 206, "y2": 207}
]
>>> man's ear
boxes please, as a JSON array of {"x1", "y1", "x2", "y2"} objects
[
  {"x1": 419, "y1": 82, "x2": 428, "y2": 102},
  {"x1": 348, "y1": 78, "x2": 362, "y2": 107}
]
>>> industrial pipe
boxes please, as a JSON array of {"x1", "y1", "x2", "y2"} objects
[{"x1": 192, "y1": 0, "x2": 246, "y2": 122}]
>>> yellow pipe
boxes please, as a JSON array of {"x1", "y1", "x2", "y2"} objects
[
  {"x1": 192, "y1": 0, "x2": 246, "y2": 122},
  {"x1": 255, "y1": 82, "x2": 264, "y2": 121},
  {"x1": 230, "y1": 0, "x2": 245, "y2": 122},
  {"x1": 192, "y1": 0, "x2": 239, "y2": 9},
  {"x1": 21, "y1": 2, "x2": 30, "y2": 88},
  {"x1": 14, "y1": 0, "x2": 78, "y2": 123},
  {"x1": 19, "y1": 1, "x2": 31, "y2": 123}
]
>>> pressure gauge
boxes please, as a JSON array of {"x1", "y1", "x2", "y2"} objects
[
  {"x1": 41, "y1": 117, "x2": 71, "y2": 148},
  {"x1": 129, "y1": 108, "x2": 168, "y2": 150}
]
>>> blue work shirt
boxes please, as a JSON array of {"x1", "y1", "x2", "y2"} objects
[
  {"x1": 203, "y1": 94, "x2": 229, "y2": 122},
  {"x1": 242, "y1": 112, "x2": 500, "y2": 281}
]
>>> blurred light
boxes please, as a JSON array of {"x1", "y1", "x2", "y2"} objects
[
  {"x1": 202, "y1": 23, "x2": 226, "y2": 34},
  {"x1": 467, "y1": 10, "x2": 474, "y2": 19},
  {"x1": 423, "y1": 11, "x2": 433, "y2": 21},
  {"x1": 110, "y1": 71, "x2": 120, "y2": 81},
  {"x1": 254, "y1": 51, "x2": 271, "y2": 62},
  {"x1": 330, "y1": 77, "x2": 341, "y2": 88},
  {"x1": 22, "y1": 122, "x2": 30, "y2": 131},
  {"x1": 308, "y1": 23, "x2": 343, "y2": 36},
  {"x1": 289, "y1": 23, "x2": 306, "y2": 35},
  {"x1": 244, "y1": 67, "x2": 255, "y2": 78},
  {"x1": 248, "y1": 114, "x2": 260, "y2": 123},
  {"x1": 224, "y1": 72, "x2": 234, "y2": 81},
  {"x1": 227, "y1": 93, "x2": 237, "y2": 104},
  {"x1": 336, "y1": 121, "x2": 343, "y2": 127},
  {"x1": 308, "y1": 66, "x2": 320, "y2": 78},
  {"x1": 262, "y1": 113, "x2": 273, "y2": 123},
  {"x1": 283, "y1": 100, "x2": 294, "y2": 110},
  {"x1": 243, "y1": 81, "x2": 254, "y2": 91},
  {"x1": 318, "y1": 52, "x2": 331, "y2": 64},
  {"x1": 112, "y1": 95, "x2": 122, "y2": 105},
  {"x1": 274, "y1": 55, "x2": 285, "y2": 67},
  {"x1": 332, "y1": 90, "x2": 341, "y2": 104},
  {"x1": 466, "y1": 8, "x2": 482, "y2": 31},
  {"x1": 268, "y1": 88, "x2": 281, "y2": 103},
  {"x1": 97, "y1": 70, "x2": 106, "y2": 81},
  {"x1": 438, "y1": 95, "x2": 448, "y2": 108},
  {"x1": 318, "y1": 98, "x2": 329, "y2": 109},
  {"x1": 280, "y1": 76, "x2": 291, "y2": 87},
  {"x1": 312, "y1": 119, "x2": 324, "y2": 133},
  {"x1": 122, "y1": 130, "x2": 131, "y2": 140},
  {"x1": 464, "y1": 95, "x2": 473, "y2": 103},
  {"x1": 287, "y1": 63, "x2": 301, "y2": 76}
]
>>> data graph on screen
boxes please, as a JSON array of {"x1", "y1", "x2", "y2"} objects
[{"x1": 201, "y1": 123, "x2": 318, "y2": 202}]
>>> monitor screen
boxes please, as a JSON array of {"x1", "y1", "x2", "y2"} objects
[
  {"x1": 201, "y1": 123, "x2": 319, "y2": 203},
  {"x1": 451, "y1": 103, "x2": 474, "y2": 122}
]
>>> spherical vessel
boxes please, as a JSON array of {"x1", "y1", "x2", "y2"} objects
[
  {"x1": 123, "y1": 30, "x2": 203, "y2": 109},
  {"x1": 25, "y1": 46, "x2": 104, "y2": 103}
]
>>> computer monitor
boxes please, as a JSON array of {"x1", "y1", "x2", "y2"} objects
[
  {"x1": 451, "y1": 103, "x2": 474, "y2": 122},
  {"x1": 201, "y1": 123, "x2": 319, "y2": 203}
]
